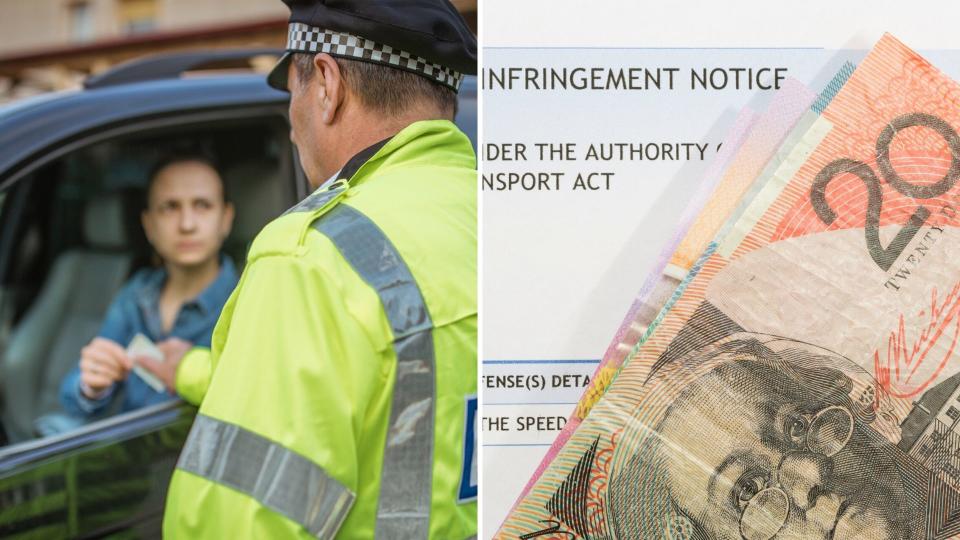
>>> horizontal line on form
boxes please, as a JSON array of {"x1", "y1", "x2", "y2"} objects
[
  {"x1": 482, "y1": 443, "x2": 551, "y2": 447},
  {"x1": 483, "y1": 402, "x2": 577, "y2": 406},
  {"x1": 484, "y1": 46, "x2": 825, "y2": 50},
  {"x1": 483, "y1": 359, "x2": 600, "y2": 365}
]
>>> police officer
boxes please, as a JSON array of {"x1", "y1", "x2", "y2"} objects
[{"x1": 159, "y1": 1, "x2": 477, "y2": 537}]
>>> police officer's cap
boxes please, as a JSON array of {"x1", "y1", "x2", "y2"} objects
[{"x1": 268, "y1": 0, "x2": 476, "y2": 93}]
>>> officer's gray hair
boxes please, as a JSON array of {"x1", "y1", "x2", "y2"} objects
[{"x1": 292, "y1": 53, "x2": 457, "y2": 119}]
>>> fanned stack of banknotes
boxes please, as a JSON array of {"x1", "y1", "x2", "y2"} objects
[{"x1": 498, "y1": 34, "x2": 960, "y2": 540}]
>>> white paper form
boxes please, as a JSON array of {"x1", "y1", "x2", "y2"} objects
[{"x1": 480, "y1": 0, "x2": 960, "y2": 533}]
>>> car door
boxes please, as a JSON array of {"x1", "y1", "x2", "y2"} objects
[
  {"x1": 0, "y1": 73, "x2": 476, "y2": 539},
  {"x1": 0, "y1": 79, "x2": 300, "y2": 538}
]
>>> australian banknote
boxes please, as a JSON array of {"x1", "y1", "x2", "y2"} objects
[
  {"x1": 500, "y1": 35, "x2": 960, "y2": 540},
  {"x1": 507, "y1": 106, "x2": 759, "y2": 508},
  {"x1": 506, "y1": 69, "x2": 858, "y2": 522}
]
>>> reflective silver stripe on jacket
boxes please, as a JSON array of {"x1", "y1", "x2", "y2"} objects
[
  {"x1": 283, "y1": 184, "x2": 347, "y2": 215},
  {"x1": 313, "y1": 204, "x2": 436, "y2": 539},
  {"x1": 177, "y1": 414, "x2": 354, "y2": 538}
]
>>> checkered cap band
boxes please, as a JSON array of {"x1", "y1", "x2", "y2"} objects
[{"x1": 286, "y1": 23, "x2": 464, "y2": 91}]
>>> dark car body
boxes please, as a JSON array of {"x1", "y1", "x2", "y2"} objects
[{"x1": 0, "y1": 56, "x2": 476, "y2": 538}]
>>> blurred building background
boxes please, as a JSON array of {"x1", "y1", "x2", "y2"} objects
[{"x1": 0, "y1": 0, "x2": 477, "y2": 103}]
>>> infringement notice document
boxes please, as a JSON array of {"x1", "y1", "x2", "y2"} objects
[{"x1": 479, "y1": 0, "x2": 960, "y2": 533}]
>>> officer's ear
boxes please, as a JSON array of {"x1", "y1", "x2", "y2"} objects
[{"x1": 312, "y1": 53, "x2": 345, "y2": 125}]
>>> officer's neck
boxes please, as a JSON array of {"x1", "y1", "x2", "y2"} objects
[{"x1": 321, "y1": 100, "x2": 450, "y2": 183}]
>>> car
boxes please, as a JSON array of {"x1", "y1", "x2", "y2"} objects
[{"x1": 0, "y1": 49, "x2": 477, "y2": 538}]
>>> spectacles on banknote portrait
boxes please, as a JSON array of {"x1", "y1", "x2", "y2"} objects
[{"x1": 737, "y1": 405, "x2": 854, "y2": 540}]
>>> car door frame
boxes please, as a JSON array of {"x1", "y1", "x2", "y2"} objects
[{"x1": 0, "y1": 95, "x2": 304, "y2": 538}]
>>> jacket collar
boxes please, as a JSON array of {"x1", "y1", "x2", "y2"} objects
[
  {"x1": 337, "y1": 138, "x2": 390, "y2": 183},
  {"x1": 335, "y1": 119, "x2": 475, "y2": 187}
]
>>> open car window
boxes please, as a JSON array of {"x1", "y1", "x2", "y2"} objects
[{"x1": 0, "y1": 111, "x2": 298, "y2": 448}]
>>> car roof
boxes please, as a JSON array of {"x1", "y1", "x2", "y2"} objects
[
  {"x1": 0, "y1": 72, "x2": 477, "y2": 191},
  {"x1": 0, "y1": 74, "x2": 285, "y2": 189}
]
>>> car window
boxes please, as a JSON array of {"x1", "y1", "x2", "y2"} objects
[
  {"x1": 0, "y1": 113, "x2": 297, "y2": 447},
  {"x1": 0, "y1": 190, "x2": 8, "y2": 389}
]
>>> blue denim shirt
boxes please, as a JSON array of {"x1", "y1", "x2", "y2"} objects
[{"x1": 59, "y1": 256, "x2": 238, "y2": 418}]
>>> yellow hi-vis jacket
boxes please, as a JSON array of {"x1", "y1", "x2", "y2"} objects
[{"x1": 163, "y1": 119, "x2": 477, "y2": 539}]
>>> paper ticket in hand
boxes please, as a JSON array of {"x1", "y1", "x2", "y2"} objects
[{"x1": 127, "y1": 333, "x2": 166, "y2": 393}]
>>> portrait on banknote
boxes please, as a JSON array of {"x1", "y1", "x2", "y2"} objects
[
  {"x1": 604, "y1": 332, "x2": 924, "y2": 540},
  {"x1": 538, "y1": 317, "x2": 958, "y2": 540}
]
